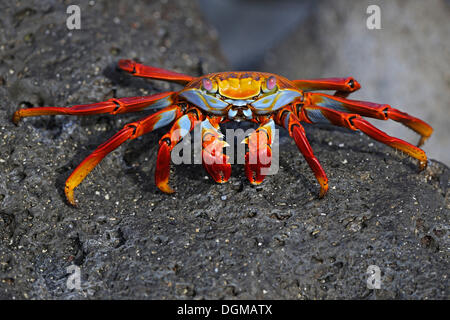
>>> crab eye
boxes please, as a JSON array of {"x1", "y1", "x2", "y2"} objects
[
  {"x1": 266, "y1": 76, "x2": 277, "y2": 91},
  {"x1": 347, "y1": 79, "x2": 355, "y2": 89},
  {"x1": 202, "y1": 78, "x2": 215, "y2": 92}
]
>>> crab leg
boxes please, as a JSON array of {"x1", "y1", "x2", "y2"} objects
[
  {"x1": 201, "y1": 117, "x2": 231, "y2": 183},
  {"x1": 118, "y1": 59, "x2": 194, "y2": 85},
  {"x1": 299, "y1": 105, "x2": 428, "y2": 170},
  {"x1": 304, "y1": 92, "x2": 433, "y2": 146},
  {"x1": 65, "y1": 105, "x2": 181, "y2": 205},
  {"x1": 275, "y1": 109, "x2": 329, "y2": 198},
  {"x1": 243, "y1": 118, "x2": 275, "y2": 185},
  {"x1": 291, "y1": 77, "x2": 361, "y2": 98},
  {"x1": 12, "y1": 92, "x2": 175, "y2": 124},
  {"x1": 155, "y1": 108, "x2": 204, "y2": 193}
]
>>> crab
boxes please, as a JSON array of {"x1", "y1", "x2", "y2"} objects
[{"x1": 13, "y1": 60, "x2": 433, "y2": 205}]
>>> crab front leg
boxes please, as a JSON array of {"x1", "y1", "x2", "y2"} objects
[
  {"x1": 156, "y1": 108, "x2": 204, "y2": 193},
  {"x1": 291, "y1": 77, "x2": 361, "y2": 98},
  {"x1": 243, "y1": 118, "x2": 275, "y2": 185},
  {"x1": 65, "y1": 105, "x2": 181, "y2": 205},
  {"x1": 298, "y1": 105, "x2": 428, "y2": 170},
  {"x1": 304, "y1": 92, "x2": 433, "y2": 147},
  {"x1": 118, "y1": 59, "x2": 194, "y2": 85},
  {"x1": 12, "y1": 92, "x2": 175, "y2": 124},
  {"x1": 201, "y1": 116, "x2": 231, "y2": 183},
  {"x1": 274, "y1": 108, "x2": 329, "y2": 198}
]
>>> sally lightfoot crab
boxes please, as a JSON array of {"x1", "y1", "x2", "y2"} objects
[{"x1": 13, "y1": 60, "x2": 433, "y2": 205}]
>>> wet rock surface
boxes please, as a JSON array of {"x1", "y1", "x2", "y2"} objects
[{"x1": 0, "y1": 0, "x2": 448, "y2": 299}]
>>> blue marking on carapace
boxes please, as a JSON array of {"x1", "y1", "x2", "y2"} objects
[
  {"x1": 180, "y1": 90, "x2": 228, "y2": 114},
  {"x1": 316, "y1": 96, "x2": 348, "y2": 112},
  {"x1": 305, "y1": 108, "x2": 330, "y2": 124},
  {"x1": 154, "y1": 109, "x2": 177, "y2": 130},
  {"x1": 252, "y1": 90, "x2": 301, "y2": 114},
  {"x1": 176, "y1": 114, "x2": 193, "y2": 137},
  {"x1": 148, "y1": 95, "x2": 173, "y2": 109}
]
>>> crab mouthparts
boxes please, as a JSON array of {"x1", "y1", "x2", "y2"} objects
[
  {"x1": 227, "y1": 106, "x2": 253, "y2": 120},
  {"x1": 224, "y1": 99, "x2": 254, "y2": 107}
]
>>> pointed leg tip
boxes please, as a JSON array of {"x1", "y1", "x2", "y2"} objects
[
  {"x1": 65, "y1": 189, "x2": 77, "y2": 206},
  {"x1": 417, "y1": 136, "x2": 430, "y2": 148},
  {"x1": 157, "y1": 183, "x2": 175, "y2": 194},
  {"x1": 419, "y1": 160, "x2": 427, "y2": 171},
  {"x1": 318, "y1": 184, "x2": 329, "y2": 199},
  {"x1": 12, "y1": 111, "x2": 22, "y2": 125}
]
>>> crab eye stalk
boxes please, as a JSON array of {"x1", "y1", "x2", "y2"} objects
[
  {"x1": 202, "y1": 78, "x2": 217, "y2": 93},
  {"x1": 263, "y1": 76, "x2": 277, "y2": 92}
]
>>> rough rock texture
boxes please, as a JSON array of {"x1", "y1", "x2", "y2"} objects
[
  {"x1": 0, "y1": 0, "x2": 449, "y2": 300},
  {"x1": 263, "y1": 0, "x2": 450, "y2": 166}
]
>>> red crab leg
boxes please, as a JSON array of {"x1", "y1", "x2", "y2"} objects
[
  {"x1": 243, "y1": 118, "x2": 275, "y2": 185},
  {"x1": 201, "y1": 116, "x2": 231, "y2": 183},
  {"x1": 155, "y1": 108, "x2": 204, "y2": 193},
  {"x1": 304, "y1": 92, "x2": 433, "y2": 146},
  {"x1": 299, "y1": 105, "x2": 428, "y2": 170},
  {"x1": 291, "y1": 77, "x2": 361, "y2": 98},
  {"x1": 274, "y1": 109, "x2": 329, "y2": 198},
  {"x1": 12, "y1": 92, "x2": 175, "y2": 124},
  {"x1": 65, "y1": 105, "x2": 182, "y2": 205},
  {"x1": 118, "y1": 59, "x2": 194, "y2": 85}
]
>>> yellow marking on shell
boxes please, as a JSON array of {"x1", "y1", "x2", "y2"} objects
[{"x1": 218, "y1": 77, "x2": 262, "y2": 99}]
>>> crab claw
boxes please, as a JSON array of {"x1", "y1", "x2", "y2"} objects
[
  {"x1": 155, "y1": 137, "x2": 175, "y2": 193},
  {"x1": 202, "y1": 139, "x2": 231, "y2": 183},
  {"x1": 202, "y1": 151, "x2": 231, "y2": 183},
  {"x1": 243, "y1": 122, "x2": 273, "y2": 185},
  {"x1": 244, "y1": 145, "x2": 272, "y2": 185}
]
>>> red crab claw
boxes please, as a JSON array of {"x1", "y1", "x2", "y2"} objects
[
  {"x1": 245, "y1": 147, "x2": 272, "y2": 185},
  {"x1": 202, "y1": 138, "x2": 231, "y2": 183},
  {"x1": 243, "y1": 127, "x2": 273, "y2": 185},
  {"x1": 155, "y1": 137, "x2": 175, "y2": 194}
]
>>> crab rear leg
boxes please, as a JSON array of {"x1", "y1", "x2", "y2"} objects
[
  {"x1": 155, "y1": 108, "x2": 204, "y2": 193},
  {"x1": 201, "y1": 117, "x2": 231, "y2": 183},
  {"x1": 12, "y1": 92, "x2": 175, "y2": 124},
  {"x1": 243, "y1": 118, "x2": 275, "y2": 185},
  {"x1": 299, "y1": 105, "x2": 428, "y2": 170},
  {"x1": 275, "y1": 109, "x2": 329, "y2": 198},
  {"x1": 304, "y1": 92, "x2": 433, "y2": 147},
  {"x1": 65, "y1": 105, "x2": 181, "y2": 205},
  {"x1": 118, "y1": 59, "x2": 194, "y2": 85}
]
